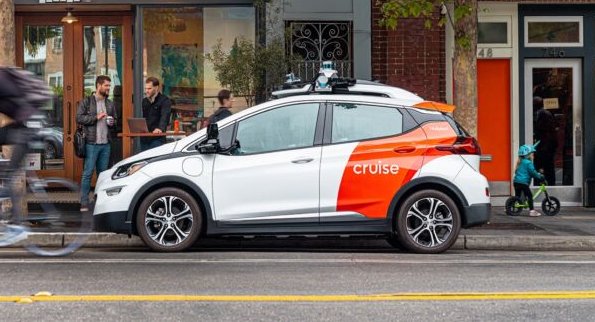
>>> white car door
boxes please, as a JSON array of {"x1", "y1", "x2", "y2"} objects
[{"x1": 212, "y1": 102, "x2": 323, "y2": 224}]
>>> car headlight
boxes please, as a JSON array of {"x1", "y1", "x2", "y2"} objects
[{"x1": 112, "y1": 161, "x2": 148, "y2": 180}]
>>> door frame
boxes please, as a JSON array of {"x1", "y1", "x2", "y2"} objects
[
  {"x1": 15, "y1": 13, "x2": 133, "y2": 182},
  {"x1": 523, "y1": 58, "x2": 583, "y2": 203}
]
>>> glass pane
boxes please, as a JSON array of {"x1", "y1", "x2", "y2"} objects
[
  {"x1": 532, "y1": 68, "x2": 573, "y2": 186},
  {"x1": 478, "y1": 22, "x2": 507, "y2": 44},
  {"x1": 528, "y1": 21, "x2": 580, "y2": 43},
  {"x1": 83, "y1": 26, "x2": 123, "y2": 166},
  {"x1": 332, "y1": 103, "x2": 403, "y2": 143},
  {"x1": 235, "y1": 103, "x2": 319, "y2": 155},
  {"x1": 143, "y1": 7, "x2": 205, "y2": 135},
  {"x1": 143, "y1": 7, "x2": 255, "y2": 135},
  {"x1": 23, "y1": 25, "x2": 64, "y2": 170}
]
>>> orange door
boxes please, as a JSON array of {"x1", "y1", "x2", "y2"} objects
[{"x1": 477, "y1": 59, "x2": 511, "y2": 182}]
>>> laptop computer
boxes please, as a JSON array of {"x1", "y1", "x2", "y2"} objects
[{"x1": 127, "y1": 118, "x2": 149, "y2": 133}]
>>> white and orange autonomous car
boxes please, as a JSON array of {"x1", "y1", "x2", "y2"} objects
[{"x1": 93, "y1": 77, "x2": 490, "y2": 253}]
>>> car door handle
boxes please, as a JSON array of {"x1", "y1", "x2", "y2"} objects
[
  {"x1": 394, "y1": 146, "x2": 416, "y2": 153},
  {"x1": 291, "y1": 158, "x2": 314, "y2": 164}
]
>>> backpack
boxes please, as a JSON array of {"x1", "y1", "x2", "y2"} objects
[{"x1": 73, "y1": 97, "x2": 91, "y2": 158}]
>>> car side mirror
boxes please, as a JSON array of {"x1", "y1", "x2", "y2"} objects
[
  {"x1": 207, "y1": 123, "x2": 219, "y2": 140},
  {"x1": 196, "y1": 123, "x2": 220, "y2": 154}
]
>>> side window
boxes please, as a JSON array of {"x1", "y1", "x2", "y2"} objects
[
  {"x1": 331, "y1": 103, "x2": 403, "y2": 143},
  {"x1": 235, "y1": 103, "x2": 319, "y2": 155},
  {"x1": 218, "y1": 124, "x2": 235, "y2": 150}
]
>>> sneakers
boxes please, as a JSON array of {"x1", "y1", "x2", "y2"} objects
[
  {"x1": 529, "y1": 210, "x2": 542, "y2": 217},
  {"x1": 0, "y1": 224, "x2": 29, "y2": 246},
  {"x1": 80, "y1": 204, "x2": 89, "y2": 213}
]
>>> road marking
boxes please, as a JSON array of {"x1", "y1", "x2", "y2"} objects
[
  {"x1": 1, "y1": 258, "x2": 595, "y2": 265},
  {"x1": 2, "y1": 291, "x2": 595, "y2": 302}
]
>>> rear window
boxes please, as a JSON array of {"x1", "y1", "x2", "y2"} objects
[
  {"x1": 406, "y1": 108, "x2": 469, "y2": 137},
  {"x1": 443, "y1": 114, "x2": 470, "y2": 137}
]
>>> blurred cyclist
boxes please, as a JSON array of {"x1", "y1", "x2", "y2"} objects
[{"x1": 0, "y1": 67, "x2": 51, "y2": 245}]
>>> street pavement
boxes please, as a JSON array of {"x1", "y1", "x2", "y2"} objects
[{"x1": 0, "y1": 249, "x2": 594, "y2": 320}]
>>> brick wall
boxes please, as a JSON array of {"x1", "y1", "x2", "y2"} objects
[{"x1": 371, "y1": 1, "x2": 445, "y2": 102}]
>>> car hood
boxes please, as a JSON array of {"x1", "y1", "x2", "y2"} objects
[{"x1": 113, "y1": 141, "x2": 178, "y2": 168}]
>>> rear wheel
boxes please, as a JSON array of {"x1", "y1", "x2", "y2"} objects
[
  {"x1": 136, "y1": 187, "x2": 202, "y2": 252},
  {"x1": 395, "y1": 190, "x2": 461, "y2": 254},
  {"x1": 24, "y1": 178, "x2": 91, "y2": 256},
  {"x1": 542, "y1": 197, "x2": 560, "y2": 216},
  {"x1": 505, "y1": 196, "x2": 523, "y2": 216}
]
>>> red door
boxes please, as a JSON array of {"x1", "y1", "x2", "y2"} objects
[{"x1": 477, "y1": 59, "x2": 511, "y2": 186}]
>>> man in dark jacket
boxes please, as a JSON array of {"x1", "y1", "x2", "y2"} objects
[
  {"x1": 76, "y1": 75, "x2": 117, "y2": 212},
  {"x1": 141, "y1": 77, "x2": 171, "y2": 151},
  {"x1": 207, "y1": 89, "x2": 234, "y2": 125}
]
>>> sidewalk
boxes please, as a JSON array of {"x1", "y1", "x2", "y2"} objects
[
  {"x1": 9, "y1": 207, "x2": 595, "y2": 251},
  {"x1": 458, "y1": 206, "x2": 595, "y2": 251}
]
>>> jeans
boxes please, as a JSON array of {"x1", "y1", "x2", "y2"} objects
[
  {"x1": 80, "y1": 143, "x2": 111, "y2": 205},
  {"x1": 140, "y1": 138, "x2": 165, "y2": 152}
]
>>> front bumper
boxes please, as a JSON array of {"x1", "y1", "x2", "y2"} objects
[
  {"x1": 93, "y1": 211, "x2": 133, "y2": 235},
  {"x1": 462, "y1": 203, "x2": 491, "y2": 228}
]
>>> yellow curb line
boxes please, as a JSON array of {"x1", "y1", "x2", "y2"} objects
[{"x1": 3, "y1": 291, "x2": 595, "y2": 303}]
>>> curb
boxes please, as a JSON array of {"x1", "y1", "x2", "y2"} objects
[
  {"x1": 462, "y1": 235, "x2": 595, "y2": 251},
  {"x1": 5, "y1": 233, "x2": 595, "y2": 251}
]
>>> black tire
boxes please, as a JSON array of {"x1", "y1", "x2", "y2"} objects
[
  {"x1": 542, "y1": 196, "x2": 560, "y2": 216},
  {"x1": 395, "y1": 190, "x2": 461, "y2": 254},
  {"x1": 385, "y1": 235, "x2": 406, "y2": 251},
  {"x1": 505, "y1": 196, "x2": 523, "y2": 216},
  {"x1": 136, "y1": 187, "x2": 202, "y2": 252}
]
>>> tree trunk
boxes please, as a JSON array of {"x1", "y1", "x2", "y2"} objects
[
  {"x1": 0, "y1": 0, "x2": 15, "y2": 66},
  {"x1": 0, "y1": 0, "x2": 26, "y2": 218},
  {"x1": 452, "y1": 0, "x2": 478, "y2": 137}
]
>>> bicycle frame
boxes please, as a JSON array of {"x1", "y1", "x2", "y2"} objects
[{"x1": 514, "y1": 184, "x2": 549, "y2": 208}]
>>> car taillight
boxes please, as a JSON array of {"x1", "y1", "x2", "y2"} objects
[{"x1": 436, "y1": 136, "x2": 481, "y2": 155}]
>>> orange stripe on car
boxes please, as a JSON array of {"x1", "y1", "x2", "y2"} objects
[
  {"x1": 336, "y1": 122, "x2": 457, "y2": 219},
  {"x1": 414, "y1": 101, "x2": 456, "y2": 114}
]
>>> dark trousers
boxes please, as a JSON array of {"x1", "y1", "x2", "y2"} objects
[
  {"x1": 535, "y1": 150, "x2": 556, "y2": 186},
  {"x1": 513, "y1": 182, "x2": 534, "y2": 210}
]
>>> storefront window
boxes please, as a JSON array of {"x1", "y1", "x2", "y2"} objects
[
  {"x1": 23, "y1": 25, "x2": 64, "y2": 170},
  {"x1": 478, "y1": 22, "x2": 507, "y2": 44},
  {"x1": 531, "y1": 67, "x2": 574, "y2": 186},
  {"x1": 142, "y1": 6, "x2": 255, "y2": 134},
  {"x1": 525, "y1": 17, "x2": 582, "y2": 47}
]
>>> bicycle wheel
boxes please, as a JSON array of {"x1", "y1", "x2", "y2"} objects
[
  {"x1": 21, "y1": 177, "x2": 91, "y2": 256},
  {"x1": 505, "y1": 196, "x2": 523, "y2": 216},
  {"x1": 542, "y1": 196, "x2": 560, "y2": 216}
]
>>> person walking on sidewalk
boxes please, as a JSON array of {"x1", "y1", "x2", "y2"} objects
[
  {"x1": 513, "y1": 144, "x2": 545, "y2": 217},
  {"x1": 77, "y1": 75, "x2": 117, "y2": 212}
]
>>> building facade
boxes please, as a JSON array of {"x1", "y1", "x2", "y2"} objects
[
  {"x1": 371, "y1": 1, "x2": 595, "y2": 206},
  {"x1": 14, "y1": 0, "x2": 257, "y2": 183}
]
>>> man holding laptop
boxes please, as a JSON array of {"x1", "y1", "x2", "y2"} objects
[{"x1": 140, "y1": 77, "x2": 171, "y2": 151}]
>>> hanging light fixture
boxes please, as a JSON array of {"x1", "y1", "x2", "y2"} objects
[{"x1": 61, "y1": 10, "x2": 79, "y2": 24}]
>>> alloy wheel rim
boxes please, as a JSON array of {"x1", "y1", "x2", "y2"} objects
[
  {"x1": 406, "y1": 197, "x2": 454, "y2": 248},
  {"x1": 145, "y1": 196, "x2": 193, "y2": 246}
]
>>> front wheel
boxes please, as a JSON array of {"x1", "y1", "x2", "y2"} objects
[
  {"x1": 542, "y1": 197, "x2": 560, "y2": 216},
  {"x1": 505, "y1": 196, "x2": 523, "y2": 216},
  {"x1": 136, "y1": 187, "x2": 202, "y2": 252},
  {"x1": 395, "y1": 190, "x2": 461, "y2": 254}
]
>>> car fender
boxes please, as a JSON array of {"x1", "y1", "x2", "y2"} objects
[
  {"x1": 386, "y1": 176, "x2": 469, "y2": 226},
  {"x1": 126, "y1": 175, "x2": 213, "y2": 231}
]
